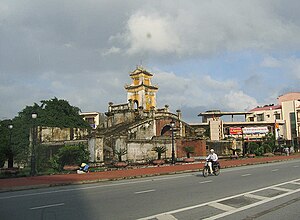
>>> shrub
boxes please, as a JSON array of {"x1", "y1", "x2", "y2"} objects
[
  {"x1": 56, "y1": 144, "x2": 90, "y2": 168},
  {"x1": 49, "y1": 154, "x2": 62, "y2": 171},
  {"x1": 249, "y1": 142, "x2": 264, "y2": 156},
  {"x1": 262, "y1": 143, "x2": 272, "y2": 153}
]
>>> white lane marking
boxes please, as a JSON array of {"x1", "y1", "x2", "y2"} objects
[
  {"x1": 0, "y1": 174, "x2": 190, "y2": 200},
  {"x1": 134, "y1": 189, "x2": 156, "y2": 194},
  {"x1": 244, "y1": 193, "x2": 268, "y2": 200},
  {"x1": 241, "y1": 174, "x2": 251, "y2": 177},
  {"x1": 156, "y1": 213, "x2": 178, "y2": 220},
  {"x1": 293, "y1": 165, "x2": 299, "y2": 168},
  {"x1": 209, "y1": 202, "x2": 235, "y2": 211},
  {"x1": 290, "y1": 181, "x2": 300, "y2": 185},
  {"x1": 137, "y1": 178, "x2": 300, "y2": 220},
  {"x1": 30, "y1": 203, "x2": 64, "y2": 210},
  {"x1": 272, "y1": 186, "x2": 293, "y2": 192},
  {"x1": 271, "y1": 169, "x2": 279, "y2": 172},
  {"x1": 199, "y1": 180, "x2": 212, "y2": 184},
  {"x1": 203, "y1": 187, "x2": 300, "y2": 220}
]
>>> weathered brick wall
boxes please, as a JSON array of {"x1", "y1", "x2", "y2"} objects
[{"x1": 176, "y1": 138, "x2": 206, "y2": 158}]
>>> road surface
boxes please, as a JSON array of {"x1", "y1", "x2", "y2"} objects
[{"x1": 0, "y1": 159, "x2": 299, "y2": 219}]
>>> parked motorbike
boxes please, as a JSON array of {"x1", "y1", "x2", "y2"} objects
[{"x1": 202, "y1": 160, "x2": 220, "y2": 177}]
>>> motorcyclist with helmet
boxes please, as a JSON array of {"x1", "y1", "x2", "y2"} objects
[{"x1": 206, "y1": 149, "x2": 218, "y2": 174}]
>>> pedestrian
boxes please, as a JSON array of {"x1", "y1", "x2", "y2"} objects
[
  {"x1": 77, "y1": 163, "x2": 89, "y2": 174},
  {"x1": 285, "y1": 147, "x2": 289, "y2": 156}
]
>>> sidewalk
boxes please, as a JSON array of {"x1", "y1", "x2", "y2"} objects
[{"x1": 1, "y1": 154, "x2": 300, "y2": 192}]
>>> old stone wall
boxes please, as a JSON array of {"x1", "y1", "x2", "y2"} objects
[
  {"x1": 127, "y1": 138, "x2": 172, "y2": 162},
  {"x1": 176, "y1": 138, "x2": 206, "y2": 158},
  {"x1": 40, "y1": 127, "x2": 88, "y2": 143}
]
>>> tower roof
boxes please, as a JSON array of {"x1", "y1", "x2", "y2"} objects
[
  {"x1": 125, "y1": 83, "x2": 158, "y2": 90},
  {"x1": 130, "y1": 66, "x2": 153, "y2": 77}
]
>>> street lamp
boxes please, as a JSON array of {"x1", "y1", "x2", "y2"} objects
[
  {"x1": 8, "y1": 124, "x2": 13, "y2": 168},
  {"x1": 170, "y1": 119, "x2": 176, "y2": 164},
  {"x1": 241, "y1": 126, "x2": 245, "y2": 157},
  {"x1": 30, "y1": 113, "x2": 37, "y2": 176}
]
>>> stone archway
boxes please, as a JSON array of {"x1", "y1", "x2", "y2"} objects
[{"x1": 161, "y1": 124, "x2": 172, "y2": 136}]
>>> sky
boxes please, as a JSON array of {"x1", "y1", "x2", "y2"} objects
[{"x1": 1, "y1": 0, "x2": 300, "y2": 123}]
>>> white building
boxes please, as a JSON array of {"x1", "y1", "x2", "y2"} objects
[{"x1": 198, "y1": 92, "x2": 300, "y2": 150}]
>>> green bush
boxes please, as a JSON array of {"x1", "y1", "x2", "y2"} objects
[
  {"x1": 49, "y1": 154, "x2": 62, "y2": 171},
  {"x1": 47, "y1": 144, "x2": 90, "y2": 172},
  {"x1": 248, "y1": 142, "x2": 264, "y2": 156},
  {"x1": 57, "y1": 144, "x2": 90, "y2": 167},
  {"x1": 262, "y1": 143, "x2": 272, "y2": 153}
]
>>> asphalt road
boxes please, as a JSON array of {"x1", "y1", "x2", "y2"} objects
[{"x1": 0, "y1": 159, "x2": 299, "y2": 220}]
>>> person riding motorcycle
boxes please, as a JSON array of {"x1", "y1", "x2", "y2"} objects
[{"x1": 206, "y1": 149, "x2": 218, "y2": 174}]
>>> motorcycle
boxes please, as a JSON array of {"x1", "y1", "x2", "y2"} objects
[{"x1": 202, "y1": 160, "x2": 220, "y2": 177}]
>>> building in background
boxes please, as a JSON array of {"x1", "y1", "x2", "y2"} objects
[
  {"x1": 197, "y1": 92, "x2": 300, "y2": 154},
  {"x1": 80, "y1": 112, "x2": 100, "y2": 129},
  {"x1": 249, "y1": 92, "x2": 300, "y2": 147}
]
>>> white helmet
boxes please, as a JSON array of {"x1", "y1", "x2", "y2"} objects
[{"x1": 210, "y1": 149, "x2": 214, "y2": 153}]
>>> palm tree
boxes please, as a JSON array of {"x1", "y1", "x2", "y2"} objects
[
  {"x1": 183, "y1": 146, "x2": 194, "y2": 158},
  {"x1": 152, "y1": 146, "x2": 166, "y2": 160}
]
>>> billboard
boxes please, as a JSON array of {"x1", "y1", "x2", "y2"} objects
[
  {"x1": 229, "y1": 127, "x2": 269, "y2": 135},
  {"x1": 242, "y1": 127, "x2": 269, "y2": 134},
  {"x1": 230, "y1": 127, "x2": 242, "y2": 135}
]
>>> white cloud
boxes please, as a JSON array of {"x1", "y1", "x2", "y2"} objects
[
  {"x1": 260, "y1": 56, "x2": 300, "y2": 79},
  {"x1": 102, "y1": 46, "x2": 121, "y2": 56},
  {"x1": 154, "y1": 70, "x2": 257, "y2": 113},
  {"x1": 123, "y1": 12, "x2": 180, "y2": 55},
  {"x1": 261, "y1": 57, "x2": 282, "y2": 68},
  {"x1": 223, "y1": 91, "x2": 258, "y2": 111},
  {"x1": 285, "y1": 57, "x2": 300, "y2": 79},
  {"x1": 111, "y1": 1, "x2": 300, "y2": 57}
]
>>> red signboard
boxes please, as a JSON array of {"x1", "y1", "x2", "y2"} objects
[{"x1": 230, "y1": 127, "x2": 242, "y2": 135}]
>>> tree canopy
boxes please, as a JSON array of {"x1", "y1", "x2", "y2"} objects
[
  {"x1": 17, "y1": 97, "x2": 90, "y2": 129},
  {"x1": 0, "y1": 97, "x2": 91, "y2": 167}
]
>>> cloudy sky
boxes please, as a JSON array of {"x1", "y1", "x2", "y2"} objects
[{"x1": 1, "y1": 0, "x2": 300, "y2": 122}]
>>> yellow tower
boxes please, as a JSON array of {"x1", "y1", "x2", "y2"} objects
[{"x1": 125, "y1": 66, "x2": 158, "y2": 111}]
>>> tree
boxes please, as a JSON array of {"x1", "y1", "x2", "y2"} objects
[
  {"x1": 114, "y1": 148, "x2": 127, "y2": 162},
  {"x1": 183, "y1": 146, "x2": 195, "y2": 158},
  {"x1": 0, "y1": 119, "x2": 20, "y2": 168},
  {"x1": 39, "y1": 97, "x2": 90, "y2": 128},
  {"x1": 262, "y1": 133, "x2": 276, "y2": 153},
  {"x1": 50, "y1": 144, "x2": 90, "y2": 171},
  {"x1": 0, "y1": 98, "x2": 91, "y2": 171},
  {"x1": 152, "y1": 146, "x2": 167, "y2": 160}
]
